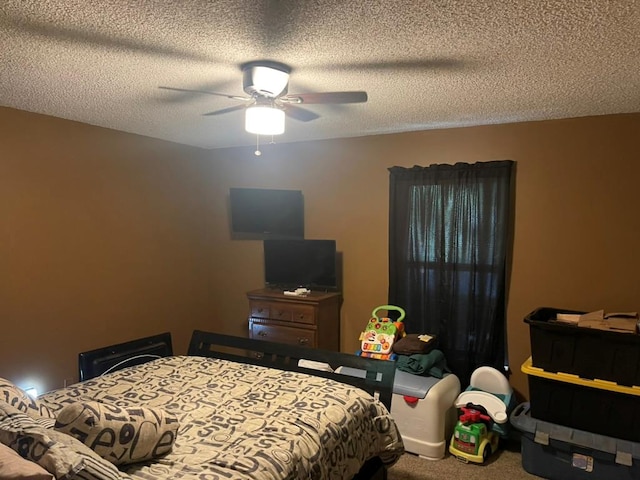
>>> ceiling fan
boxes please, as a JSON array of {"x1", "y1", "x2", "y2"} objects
[{"x1": 160, "y1": 60, "x2": 368, "y2": 136}]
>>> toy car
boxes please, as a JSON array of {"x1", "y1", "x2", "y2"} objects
[
  {"x1": 448, "y1": 366, "x2": 514, "y2": 464},
  {"x1": 449, "y1": 404, "x2": 500, "y2": 463}
]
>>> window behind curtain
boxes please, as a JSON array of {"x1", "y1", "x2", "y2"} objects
[{"x1": 388, "y1": 160, "x2": 515, "y2": 387}]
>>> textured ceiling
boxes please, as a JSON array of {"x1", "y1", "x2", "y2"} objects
[{"x1": 1, "y1": 1, "x2": 639, "y2": 150}]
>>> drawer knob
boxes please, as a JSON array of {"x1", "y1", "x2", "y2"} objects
[
  {"x1": 298, "y1": 338, "x2": 309, "y2": 345},
  {"x1": 258, "y1": 331, "x2": 267, "y2": 337}
]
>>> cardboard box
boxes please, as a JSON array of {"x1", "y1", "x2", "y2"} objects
[{"x1": 577, "y1": 310, "x2": 638, "y2": 333}]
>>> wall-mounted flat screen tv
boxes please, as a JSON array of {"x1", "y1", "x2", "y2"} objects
[
  {"x1": 229, "y1": 188, "x2": 304, "y2": 240},
  {"x1": 264, "y1": 239, "x2": 337, "y2": 291}
]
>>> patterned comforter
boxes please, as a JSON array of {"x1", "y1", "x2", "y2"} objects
[{"x1": 39, "y1": 356, "x2": 404, "y2": 479}]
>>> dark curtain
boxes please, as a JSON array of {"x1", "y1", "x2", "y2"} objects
[{"x1": 388, "y1": 160, "x2": 515, "y2": 388}]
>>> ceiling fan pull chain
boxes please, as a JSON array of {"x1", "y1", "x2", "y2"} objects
[{"x1": 255, "y1": 134, "x2": 262, "y2": 156}]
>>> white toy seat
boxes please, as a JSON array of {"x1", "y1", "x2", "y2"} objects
[{"x1": 470, "y1": 366, "x2": 512, "y2": 396}]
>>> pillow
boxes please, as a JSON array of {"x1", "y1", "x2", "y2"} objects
[
  {"x1": 55, "y1": 401, "x2": 179, "y2": 466},
  {"x1": 0, "y1": 401, "x2": 123, "y2": 480},
  {"x1": 0, "y1": 442, "x2": 54, "y2": 480},
  {"x1": 0, "y1": 378, "x2": 55, "y2": 420}
]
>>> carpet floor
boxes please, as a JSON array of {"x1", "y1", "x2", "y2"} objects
[{"x1": 387, "y1": 442, "x2": 541, "y2": 480}]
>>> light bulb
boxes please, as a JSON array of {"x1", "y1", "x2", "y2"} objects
[{"x1": 245, "y1": 106, "x2": 285, "y2": 135}]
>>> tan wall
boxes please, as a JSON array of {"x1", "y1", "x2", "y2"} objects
[
  {"x1": 0, "y1": 108, "x2": 216, "y2": 393},
  {"x1": 2, "y1": 106, "x2": 639, "y2": 401}
]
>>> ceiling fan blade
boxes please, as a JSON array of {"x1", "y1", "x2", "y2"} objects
[
  {"x1": 159, "y1": 86, "x2": 249, "y2": 101},
  {"x1": 283, "y1": 105, "x2": 321, "y2": 122},
  {"x1": 283, "y1": 91, "x2": 368, "y2": 104},
  {"x1": 202, "y1": 104, "x2": 247, "y2": 116}
]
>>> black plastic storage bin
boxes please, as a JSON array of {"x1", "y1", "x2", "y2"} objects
[
  {"x1": 522, "y1": 357, "x2": 640, "y2": 443},
  {"x1": 525, "y1": 307, "x2": 640, "y2": 387},
  {"x1": 511, "y1": 403, "x2": 640, "y2": 480}
]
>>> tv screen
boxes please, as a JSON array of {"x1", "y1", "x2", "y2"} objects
[
  {"x1": 229, "y1": 188, "x2": 304, "y2": 240},
  {"x1": 264, "y1": 239, "x2": 337, "y2": 291}
]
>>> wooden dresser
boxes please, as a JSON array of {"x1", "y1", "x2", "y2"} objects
[{"x1": 247, "y1": 289, "x2": 342, "y2": 351}]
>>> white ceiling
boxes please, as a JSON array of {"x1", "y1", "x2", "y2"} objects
[{"x1": 1, "y1": 1, "x2": 639, "y2": 150}]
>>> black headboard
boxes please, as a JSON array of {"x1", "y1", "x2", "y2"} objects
[
  {"x1": 78, "y1": 332, "x2": 173, "y2": 381},
  {"x1": 188, "y1": 330, "x2": 396, "y2": 410}
]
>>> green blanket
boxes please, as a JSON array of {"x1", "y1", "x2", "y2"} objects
[{"x1": 396, "y1": 349, "x2": 448, "y2": 378}]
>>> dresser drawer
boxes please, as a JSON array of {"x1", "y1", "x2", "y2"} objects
[
  {"x1": 250, "y1": 302, "x2": 271, "y2": 319},
  {"x1": 250, "y1": 302, "x2": 316, "y2": 325},
  {"x1": 249, "y1": 322, "x2": 315, "y2": 347},
  {"x1": 290, "y1": 305, "x2": 315, "y2": 325},
  {"x1": 269, "y1": 304, "x2": 315, "y2": 324},
  {"x1": 269, "y1": 305, "x2": 292, "y2": 322}
]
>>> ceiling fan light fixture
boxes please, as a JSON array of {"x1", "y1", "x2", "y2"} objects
[
  {"x1": 245, "y1": 106, "x2": 285, "y2": 135},
  {"x1": 243, "y1": 64, "x2": 290, "y2": 97}
]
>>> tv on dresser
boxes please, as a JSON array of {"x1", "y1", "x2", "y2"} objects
[{"x1": 263, "y1": 239, "x2": 338, "y2": 292}]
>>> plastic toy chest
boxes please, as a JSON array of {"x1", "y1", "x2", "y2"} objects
[
  {"x1": 390, "y1": 372, "x2": 461, "y2": 460},
  {"x1": 525, "y1": 306, "x2": 640, "y2": 387},
  {"x1": 511, "y1": 402, "x2": 640, "y2": 480},
  {"x1": 337, "y1": 367, "x2": 461, "y2": 460},
  {"x1": 522, "y1": 357, "x2": 640, "y2": 442}
]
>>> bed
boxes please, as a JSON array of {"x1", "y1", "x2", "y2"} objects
[{"x1": 2, "y1": 330, "x2": 404, "y2": 480}]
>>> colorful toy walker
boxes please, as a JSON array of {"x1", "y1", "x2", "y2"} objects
[{"x1": 357, "y1": 305, "x2": 406, "y2": 360}]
